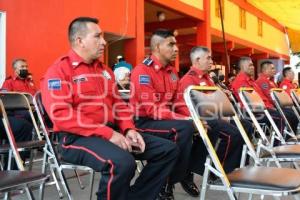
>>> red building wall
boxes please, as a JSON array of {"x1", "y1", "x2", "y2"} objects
[{"x1": 0, "y1": 0, "x2": 137, "y2": 87}]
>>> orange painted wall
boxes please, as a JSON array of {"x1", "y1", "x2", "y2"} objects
[{"x1": 0, "y1": 0, "x2": 137, "y2": 88}]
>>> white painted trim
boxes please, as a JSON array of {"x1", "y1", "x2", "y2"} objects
[{"x1": 0, "y1": 11, "x2": 6, "y2": 86}]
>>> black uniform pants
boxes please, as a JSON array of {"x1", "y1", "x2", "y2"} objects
[
  {"x1": 57, "y1": 132, "x2": 178, "y2": 200},
  {"x1": 204, "y1": 119, "x2": 244, "y2": 174},
  {"x1": 0, "y1": 116, "x2": 33, "y2": 169},
  {"x1": 282, "y1": 108, "x2": 298, "y2": 135},
  {"x1": 134, "y1": 118, "x2": 194, "y2": 184}
]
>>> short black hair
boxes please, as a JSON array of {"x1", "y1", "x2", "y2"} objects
[
  {"x1": 152, "y1": 29, "x2": 174, "y2": 38},
  {"x1": 260, "y1": 60, "x2": 273, "y2": 72},
  {"x1": 68, "y1": 17, "x2": 99, "y2": 43},
  {"x1": 282, "y1": 67, "x2": 292, "y2": 77}
]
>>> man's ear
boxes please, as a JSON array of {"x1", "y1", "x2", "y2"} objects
[{"x1": 75, "y1": 36, "x2": 84, "y2": 48}]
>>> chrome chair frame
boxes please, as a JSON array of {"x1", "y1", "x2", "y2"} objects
[{"x1": 184, "y1": 86, "x2": 300, "y2": 200}]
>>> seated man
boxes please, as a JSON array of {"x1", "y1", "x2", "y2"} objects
[
  {"x1": 1, "y1": 58, "x2": 37, "y2": 95},
  {"x1": 256, "y1": 61, "x2": 298, "y2": 134},
  {"x1": 231, "y1": 57, "x2": 286, "y2": 139},
  {"x1": 130, "y1": 29, "x2": 196, "y2": 199},
  {"x1": 280, "y1": 67, "x2": 297, "y2": 96},
  {"x1": 41, "y1": 17, "x2": 178, "y2": 200},
  {"x1": 174, "y1": 46, "x2": 245, "y2": 194}
]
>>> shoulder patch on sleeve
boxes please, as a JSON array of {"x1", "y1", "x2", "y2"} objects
[
  {"x1": 48, "y1": 79, "x2": 61, "y2": 90},
  {"x1": 261, "y1": 83, "x2": 269, "y2": 90},
  {"x1": 142, "y1": 57, "x2": 153, "y2": 66},
  {"x1": 139, "y1": 75, "x2": 150, "y2": 85}
]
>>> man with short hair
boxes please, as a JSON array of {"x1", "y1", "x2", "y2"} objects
[
  {"x1": 174, "y1": 46, "x2": 245, "y2": 194},
  {"x1": 130, "y1": 29, "x2": 194, "y2": 199},
  {"x1": 280, "y1": 67, "x2": 297, "y2": 95},
  {"x1": 41, "y1": 17, "x2": 178, "y2": 200},
  {"x1": 256, "y1": 61, "x2": 298, "y2": 134},
  {"x1": 231, "y1": 57, "x2": 287, "y2": 138},
  {"x1": 1, "y1": 58, "x2": 36, "y2": 95}
]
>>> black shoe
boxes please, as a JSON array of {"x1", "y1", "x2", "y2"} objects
[
  {"x1": 207, "y1": 174, "x2": 222, "y2": 185},
  {"x1": 180, "y1": 179, "x2": 200, "y2": 197},
  {"x1": 156, "y1": 184, "x2": 175, "y2": 200}
]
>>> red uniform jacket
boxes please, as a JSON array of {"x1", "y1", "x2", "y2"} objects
[
  {"x1": 255, "y1": 73, "x2": 277, "y2": 106},
  {"x1": 41, "y1": 50, "x2": 135, "y2": 140},
  {"x1": 280, "y1": 78, "x2": 296, "y2": 96},
  {"x1": 174, "y1": 66, "x2": 215, "y2": 116},
  {"x1": 130, "y1": 55, "x2": 187, "y2": 120},
  {"x1": 231, "y1": 72, "x2": 274, "y2": 109},
  {"x1": 1, "y1": 75, "x2": 37, "y2": 95}
]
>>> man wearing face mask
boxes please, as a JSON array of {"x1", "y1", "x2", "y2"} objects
[{"x1": 1, "y1": 58, "x2": 37, "y2": 95}]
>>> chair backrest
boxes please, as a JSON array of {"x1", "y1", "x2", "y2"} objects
[
  {"x1": 0, "y1": 92, "x2": 30, "y2": 111},
  {"x1": 0, "y1": 92, "x2": 43, "y2": 140},
  {"x1": 33, "y1": 91, "x2": 53, "y2": 129},
  {"x1": 271, "y1": 89, "x2": 294, "y2": 108},
  {"x1": 239, "y1": 88, "x2": 284, "y2": 145},
  {"x1": 239, "y1": 88, "x2": 265, "y2": 113},
  {"x1": 291, "y1": 89, "x2": 300, "y2": 108},
  {"x1": 0, "y1": 100, "x2": 25, "y2": 170},
  {"x1": 184, "y1": 86, "x2": 258, "y2": 171},
  {"x1": 190, "y1": 87, "x2": 236, "y2": 119}
]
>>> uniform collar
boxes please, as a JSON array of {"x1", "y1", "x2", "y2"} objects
[
  {"x1": 190, "y1": 66, "x2": 208, "y2": 78},
  {"x1": 283, "y1": 78, "x2": 292, "y2": 83},
  {"x1": 150, "y1": 55, "x2": 173, "y2": 72},
  {"x1": 67, "y1": 49, "x2": 103, "y2": 69},
  {"x1": 259, "y1": 73, "x2": 272, "y2": 80},
  {"x1": 12, "y1": 74, "x2": 26, "y2": 81},
  {"x1": 238, "y1": 71, "x2": 253, "y2": 82}
]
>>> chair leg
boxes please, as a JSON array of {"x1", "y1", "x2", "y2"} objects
[
  {"x1": 74, "y1": 170, "x2": 85, "y2": 189},
  {"x1": 3, "y1": 191, "x2": 9, "y2": 200},
  {"x1": 247, "y1": 193, "x2": 253, "y2": 200},
  {"x1": 200, "y1": 158, "x2": 210, "y2": 200},
  {"x1": 89, "y1": 170, "x2": 95, "y2": 200},
  {"x1": 25, "y1": 186, "x2": 35, "y2": 200},
  {"x1": 7, "y1": 150, "x2": 12, "y2": 170},
  {"x1": 50, "y1": 165, "x2": 64, "y2": 199},
  {"x1": 57, "y1": 168, "x2": 73, "y2": 200}
]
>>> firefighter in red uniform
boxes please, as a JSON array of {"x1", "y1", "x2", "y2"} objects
[
  {"x1": 174, "y1": 46, "x2": 246, "y2": 190},
  {"x1": 130, "y1": 29, "x2": 194, "y2": 199},
  {"x1": 280, "y1": 67, "x2": 297, "y2": 96},
  {"x1": 41, "y1": 17, "x2": 178, "y2": 200},
  {"x1": 1, "y1": 58, "x2": 37, "y2": 95},
  {"x1": 256, "y1": 61, "x2": 298, "y2": 135},
  {"x1": 231, "y1": 57, "x2": 287, "y2": 138}
]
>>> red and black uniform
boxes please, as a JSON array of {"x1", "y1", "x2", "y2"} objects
[
  {"x1": 130, "y1": 55, "x2": 193, "y2": 184},
  {"x1": 280, "y1": 78, "x2": 297, "y2": 96},
  {"x1": 1, "y1": 75, "x2": 37, "y2": 95},
  {"x1": 231, "y1": 72, "x2": 286, "y2": 137},
  {"x1": 41, "y1": 50, "x2": 178, "y2": 200},
  {"x1": 174, "y1": 66, "x2": 244, "y2": 174},
  {"x1": 256, "y1": 74, "x2": 298, "y2": 134}
]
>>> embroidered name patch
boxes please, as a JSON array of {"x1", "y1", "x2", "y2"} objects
[
  {"x1": 48, "y1": 79, "x2": 61, "y2": 90},
  {"x1": 139, "y1": 75, "x2": 150, "y2": 85},
  {"x1": 72, "y1": 75, "x2": 87, "y2": 83}
]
